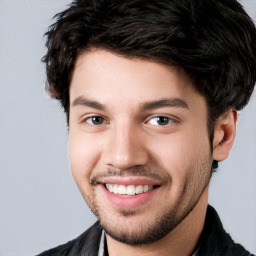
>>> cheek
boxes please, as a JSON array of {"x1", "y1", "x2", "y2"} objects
[
  {"x1": 151, "y1": 127, "x2": 210, "y2": 181},
  {"x1": 68, "y1": 130, "x2": 102, "y2": 181}
]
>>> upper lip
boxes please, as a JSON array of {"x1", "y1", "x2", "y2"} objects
[{"x1": 99, "y1": 177, "x2": 162, "y2": 186}]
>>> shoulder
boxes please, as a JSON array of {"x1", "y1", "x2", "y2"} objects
[
  {"x1": 36, "y1": 221, "x2": 102, "y2": 256},
  {"x1": 198, "y1": 205, "x2": 254, "y2": 256}
]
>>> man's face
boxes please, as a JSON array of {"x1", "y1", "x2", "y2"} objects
[{"x1": 69, "y1": 49, "x2": 213, "y2": 245}]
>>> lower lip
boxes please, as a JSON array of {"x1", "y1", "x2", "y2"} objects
[{"x1": 100, "y1": 184, "x2": 160, "y2": 209}]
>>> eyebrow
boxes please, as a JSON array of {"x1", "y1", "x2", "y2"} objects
[
  {"x1": 72, "y1": 96, "x2": 106, "y2": 111},
  {"x1": 138, "y1": 98, "x2": 189, "y2": 112},
  {"x1": 71, "y1": 96, "x2": 189, "y2": 111}
]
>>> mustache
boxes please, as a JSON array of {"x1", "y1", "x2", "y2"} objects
[{"x1": 90, "y1": 166, "x2": 169, "y2": 185}]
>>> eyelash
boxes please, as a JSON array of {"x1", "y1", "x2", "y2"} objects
[
  {"x1": 146, "y1": 116, "x2": 176, "y2": 126},
  {"x1": 83, "y1": 115, "x2": 108, "y2": 126},
  {"x1": 82, "y1": 115, "x2": 178, "y2": 127}
]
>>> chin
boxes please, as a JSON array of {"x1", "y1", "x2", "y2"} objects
[{"x1": 97, "y1": 205, "x2": 188, "y2": 245}]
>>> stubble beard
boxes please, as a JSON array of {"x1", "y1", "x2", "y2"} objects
[
  {"x1": 79, "y1": 155, "x2": 212, "y2": 246},
  {"x1": 101, "y1": 180, "x2": 210, "y2": 245}
]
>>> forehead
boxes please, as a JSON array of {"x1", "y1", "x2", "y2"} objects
[{"x1": 70, "y1": 49, "x2": 206, "y2": 112}]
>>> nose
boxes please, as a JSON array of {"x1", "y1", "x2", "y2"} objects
[{"x1": 103, "y1": 123, "x2": 149, "y2": 170}]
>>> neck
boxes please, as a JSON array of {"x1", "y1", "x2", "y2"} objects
[{"x1": 106, "y1": 187, "x2": 209, "y2": 256}]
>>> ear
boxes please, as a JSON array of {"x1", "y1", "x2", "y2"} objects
[{"x1": 212, "y1": 109, "x2": 238, "y2": 162}]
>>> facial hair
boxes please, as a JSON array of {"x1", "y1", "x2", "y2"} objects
[{"x1": 79, "y1": 154, "x2": 212, "y2": 245}]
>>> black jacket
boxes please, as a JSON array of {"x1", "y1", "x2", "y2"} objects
[{"x1": 37, "y1": 205, "x2": 254, "y2": 256}]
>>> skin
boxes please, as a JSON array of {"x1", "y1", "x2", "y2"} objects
[{"x1": 68, "y1": 49, "x2": 237, "y2": 256}]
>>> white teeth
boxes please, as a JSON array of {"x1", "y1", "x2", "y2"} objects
[
  {"x1": 108, "y1": 184, "x2": 113, "y2": 192},
  {"x1": 118, "y1": 185, "x2": 127, "y2": 195},
  {"x1": 105, "y1": 184, "x2": 157, "y2": 195},
  {"x1": 135, "y1": 185, "x2": 143, "y2": 194},
  {"x1": 113, "y1": 184, "x2": 118, "y2": 194},
  {"x1": 127, "y1": 185, "x2": 136, "y2": 195}
]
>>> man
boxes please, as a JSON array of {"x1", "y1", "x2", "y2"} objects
[{"x1": 38, "y1": 0, "x2": 256, "y2": 255}]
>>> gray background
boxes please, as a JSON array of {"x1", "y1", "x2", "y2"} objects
[{"x1": 0, "y1": 0, "x2": 255, "y2": 255}]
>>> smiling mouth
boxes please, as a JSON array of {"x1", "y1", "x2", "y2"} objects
[{"x1": 105, "y1": 184, "x2": 160, "y2": 196}]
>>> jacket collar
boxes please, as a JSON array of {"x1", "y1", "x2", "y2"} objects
[{"x1": 81, "y1": 205, "x2": 251, "y2": 256}]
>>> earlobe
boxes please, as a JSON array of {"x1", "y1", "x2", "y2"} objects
[{"x1": 212, "y1": 109, "x2": 238, "y2": 162}]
